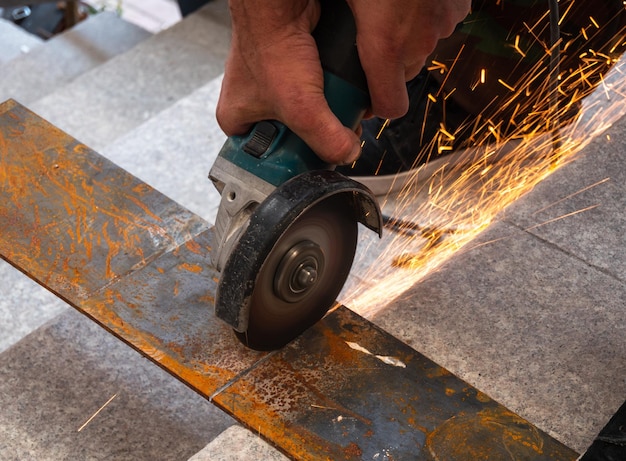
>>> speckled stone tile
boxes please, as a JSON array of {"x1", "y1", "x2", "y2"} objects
[
  {"x1": 0, "y1": 17, "x2": 42, "y2": 65},
  {"x1": 29, "y1": 4, "x2": 230, "y2": 151},
  {"x1": 0, "y1": 309, "x2": 236, "y2": 461},
  {"x1": 102, "y1": 76, "x2": 226, "y2": 224},
  {"x1": 500, "y1": 118, "x2": 626, "y2": 283},
  {"x1": 372, "y1": 220, "x2": 626, "y2": 454},
  {"x1": 0, "y1": 12, "x2": 151, "y2": 106},
  {"x1": 188, "y1": 426, "x2": 288, "y2": 461},
  {"x1": 0, "y1": 260, "x2": 67, "y2": 353}
]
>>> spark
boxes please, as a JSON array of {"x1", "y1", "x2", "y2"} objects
[
  {"x1": 558, "y1": 1, "x2": 575, "y2": 26},
  {"x1": 439, "y1": 124, "x2": 456, "y2": 141},
  {"x1": 525, "y1": 204, "x2": 601, "y2": 231},
  {"x1": 340, "y1": 16, "x2": 626, "y2": 320},
  {"x1": 77, "y1": 393, "x2": 118, "y2": 432},
  {"x1": 532, "y1": 178, "x2": 610, "y2": 215},
  {"x1": 428, "y1": 60, "x2": 448, "y2": 74},
  {"x1": 498, "y1": 79, "x2": 516, "y2": 92},
  {"x1": 444, "y1": 88, "x2": 457, "y2": 100},
  {"x1": 436, "y1": 44, "x2": 465, "y2": 98},
  {"x1": 376, "y1": 119, "x2": 390, "y2": 140},
  {"x1": 513, "y1": 35, "x2": 527, "y2": 58},
  {"x1": 600, "y1": 74, "x2": 611, "y2": 100}
]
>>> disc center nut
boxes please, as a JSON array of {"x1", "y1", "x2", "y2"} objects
[
  {"x1": 274, "y1": 240, "x2": 325, "y2": 303},
  {"x1": 292, "y1": 259, "x2": 318, "y2": 292}
]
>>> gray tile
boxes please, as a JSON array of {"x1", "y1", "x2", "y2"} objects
[
  {"x1": 372, "y1": 220, "x2": 626, "y2": 453},
  {"x1": 504, "y1": 114, "x2": 626, "y2": 282},
  {"x1": 102, "y1": 76, "x2": 226, "y2": 224},
  {"x1": 0, "y1": 12, "x2": 151, "y2": 106},
  {"x1": 30, "y1": 5, "x2": 230, "y2": 151},
  {"x1": 0, "y1": 260, "x2": 67, "y2": 353},
  {"x1": 188, "y1": 426, "x2": 288, "y2": 461},
  {"x1": 0, "y1": 17, "x2": 42, "y2": 65},
  {"x1": 0, "y1": 309, "x2": 235, "y2": 461}
]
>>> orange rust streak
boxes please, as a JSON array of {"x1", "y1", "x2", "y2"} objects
[
  {"x1": 125, "y1": 194, "x2": 162, "y2": 223},
  {"x1": 178, "y1": 262, "x2": 203, "y2": 273},
  {"x1": 185, "y1": 239, "x2": 203, "y2": 255}
]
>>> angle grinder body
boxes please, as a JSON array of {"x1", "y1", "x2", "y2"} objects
[{"x1": 209, "y1": 0, "x2": 382, "y2": 350}]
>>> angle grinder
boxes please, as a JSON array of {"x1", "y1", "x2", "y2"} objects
[{"x1": 209, "y1": 0, "x2": 382, "y2": 350}]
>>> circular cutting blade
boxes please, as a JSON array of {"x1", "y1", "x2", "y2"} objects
[{"x1": 237, "y1": 195, "x2": 357, "y2": 350}]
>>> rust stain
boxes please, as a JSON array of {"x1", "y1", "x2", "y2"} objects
[
  {"x1": 101, "y1": 221, "x2": 121, "y2": 280},
  {"x1": 125, "y1": 194, "x2": 162, "y2": 223},
  {"x1": 178, "y1": 262, "x2": 203, "y2": 273},
  {"x1": 131, "y1": 183, "x2": 152, "y2": 196},
  {"x1": 185, "y1": 239, "x2": 203, "y2": 255},
  {"x1": 214, "y1": 383, "x2": 340, "y2": 461},
  {"x1": 84, "y1": 294, "x2": 239, "y2": 390},
  {"x1": 342, "y1": 443, "x2": 362, "y2": 458},
  {"x1": 197, "y1": 294, "x2": 215, "y2": 305},
  {"x1": 425, "y1": 407, "x2": 546, "y2": 460}
]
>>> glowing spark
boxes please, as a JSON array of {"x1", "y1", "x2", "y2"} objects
[
  {"x1": 582, "y1": 27, "x2": 589, "y2": 41},
  {"x1": 590, "y1": 16, "x2": 600, "y2": 29},
  {"x1": 77, "y1": 393, "x2": 118, "y2": 432},
  {"x1": 513, "y1": 35, "x2": 527, "y2": 58},
  {"x1": 428, "y1": 60, "x2": 448, "y2": 74},
  {"x1": 480, "y1": 68, "x2": 486, "y2": 84},
  {"x1": 436, "y1": 44, "x2": 465, "y2": 98},
  {"x1": 523, "y1": 21, "x2": 548, "y2": 53},
  {"x1": 439, "y1": 124, "x2": 456, "y2": 141},
  {"x1": 498, "y1": 79, "x2": 516, "y2": 92},
  {"x1": 376, "y1": 119, "x2": 390, "y2": 140},
  {"x1": 532, "y1": 178, "x2": 610, "y2": 215},
  {"x1": 444, "y1": 88, "x2": 457, "y2": 100},
  {"x1": 559, "y1": 1, "x2": 575, "y2": 26},
  {"x1": 340, "y1": 18, "x2": 626, "y2": 321},
  {"x1": 525, "y1": 205, "x2": 601, "y2": 231},
  {"x1": 601, "y1": 74, "x2": 611, "y2": 100}
]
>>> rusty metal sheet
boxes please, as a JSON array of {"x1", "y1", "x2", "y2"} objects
[
  {"x1": 214, "y1": 307, "x2": 577, "y2": 460},
  {"x1": 0, "y1": 99, "x2": 578, "y2": 460}
]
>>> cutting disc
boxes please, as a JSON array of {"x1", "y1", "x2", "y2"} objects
[{"x1": 237, "y1": 195, "x2": 357, "y2": 350}]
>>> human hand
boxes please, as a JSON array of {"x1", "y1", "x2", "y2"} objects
[
  {"x1": 347, "y1": 0, "x2": 471, "y2": 119},
  {"x1": 217, "y1": 0, "x2": 363, "y2": 165},
  {"x1": 216, "y1": 0, "x2": 471, "y2": 165}
]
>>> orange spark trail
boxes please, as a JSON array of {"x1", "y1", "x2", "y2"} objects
[{"x1": 340, "y1": 13, "x2": 626, "y2": 319}]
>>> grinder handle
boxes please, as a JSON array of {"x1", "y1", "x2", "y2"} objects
[{"x1": 215, "y1": 0, "x2": 370, "y2": 188}]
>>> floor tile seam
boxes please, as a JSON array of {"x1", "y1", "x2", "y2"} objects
[
  {"x1": 32, "y1": 14, "x2": 219, "y2": 98},
  {"x1": 505, "y1": 218, "x2": 626, "y2": 286}
]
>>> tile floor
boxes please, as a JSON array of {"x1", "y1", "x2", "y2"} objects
[{"x1": 86, "y1": 0, "x2": 182, "y2": 33}]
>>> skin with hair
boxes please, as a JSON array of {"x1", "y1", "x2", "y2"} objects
[{"x1": 216, "y1": 0, "x2": 471, "y2": 165}]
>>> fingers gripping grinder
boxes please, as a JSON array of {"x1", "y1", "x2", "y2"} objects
[{"x1": 209, "y1": 0, "x2": 382, "y2": 350}]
